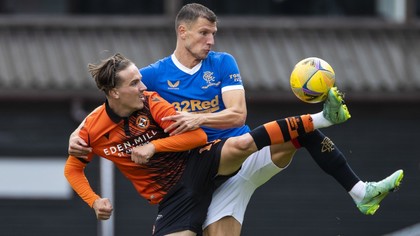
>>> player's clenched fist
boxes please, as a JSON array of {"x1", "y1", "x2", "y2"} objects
[
  {"x1": 131, "y1": 143, "x2": 156, "y2": 165},
  {"x1": 92, "y1": 198, "x2": 113, "y2": 220}
]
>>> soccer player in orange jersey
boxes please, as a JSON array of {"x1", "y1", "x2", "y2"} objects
[{"x1": 64, "y1": 53, "x2": 350, "y2": 236}]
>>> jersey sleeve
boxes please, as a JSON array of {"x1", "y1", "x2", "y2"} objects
[
  {"x1": 147, "y1": 92, "x2": 207, "y2": 152},
  {"x1": 64, "y1": 156, "x2": 100, "y2": 208},
  {"x1": 219, "y1": 53, "x2": 244, "y2": 93},
  {"x1": 64, "y1": 108, "x2": 101, "y2": 208}
]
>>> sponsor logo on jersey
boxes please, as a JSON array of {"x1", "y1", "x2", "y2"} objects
[
  {"x1": 167, "y1": 80, "x2": 180, "y2": 90},
  {"x1": 172, "y1": 95, "x2": 220, "y2": 113},
  {"x1": 229, "y1": 73, "x2": 242, "y2": 82},
  {"x1": 103, "y1": 130, "x2": 158, "y2": 157},
  {"x1": 202, "y1": 71, "x2": 220, "y2": 89}
]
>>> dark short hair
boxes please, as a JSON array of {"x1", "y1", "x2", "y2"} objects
[
  {"x1": 175, "y1": 3, "x2": 217, "y2": 31},
  {"x1": 88, "y1": 53, "x2": 132, "y2": 94}
]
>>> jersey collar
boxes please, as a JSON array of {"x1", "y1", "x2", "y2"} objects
[
  {"x1": 105, "y1": 100, "x2": 138, "y2": 124},
  {"x1": 171, "y1": 54, "x2": 202, "y2": 75},
  {"x1": 105, "y1": 100, "x2": 123, "y2": 123}
]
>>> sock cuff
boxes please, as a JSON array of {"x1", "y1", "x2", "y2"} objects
[{"x1": 291, "y1": 138, "x2": 301, "y2": 148}]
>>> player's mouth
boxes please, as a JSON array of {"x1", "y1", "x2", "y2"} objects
[{"x1": 139, "y1": 94, "x2": 145, "y2": 102}]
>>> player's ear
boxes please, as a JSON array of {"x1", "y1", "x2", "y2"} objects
[
  {"x1": 109, "y1": 88, "x2": 119, "y2": 99},
  {"x1": 178, "y1": 24, "x2": 187, "y2": 39}
]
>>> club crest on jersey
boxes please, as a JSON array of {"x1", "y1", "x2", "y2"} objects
[
  {"x1": 167, "y1": 80, "x2": 180, "y2": 90},
  {"x1": 202, "y1": 71, "x2": 220, "y2": 89},
  {"x1": 136, "y1": 115, "x2": 150, "y2": 130}
]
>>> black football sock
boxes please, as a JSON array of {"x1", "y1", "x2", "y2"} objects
[{"x1": 297, "y1": 129, "x2": 360, "y2": 192}]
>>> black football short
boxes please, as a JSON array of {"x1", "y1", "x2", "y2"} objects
[{"x1": 152, "y1": 139, "x2": 232, "y2": 236}]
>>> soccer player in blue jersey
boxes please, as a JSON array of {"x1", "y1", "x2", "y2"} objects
[{"x1": 68, "y1": 3, "x2": 403, "y2": 236}]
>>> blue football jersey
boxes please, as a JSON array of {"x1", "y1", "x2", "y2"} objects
[{"x1": 140, "y1": 51, "x2": 250, "y2": 141}]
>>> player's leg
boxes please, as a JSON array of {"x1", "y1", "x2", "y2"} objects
[
  {"x1": 203, "y1": 216, "x2": 241, "y2": 236},
  {"x1": 203, "y1": 147, "x2": 282, "y2": 236},
  {"x1": 218, "y1": 113, "x2": 314, "y2": 175},
  {"x1": 204, "y1": 88, "x2": 350, "y2": 235},
  {"x1": 165, "y1": 230, "x2": 196, "y2": 236},
  {"x1": 295, "y1": 130, "x2": 360, "y2": 191},
  {"x1": 218, "y1": 86, "x2": 351, "y2": 176},
  {"x1": 268, "y1": 142, "x2": 297, "y2": 168},
  {"x1": 235, "y1": 87, "x2": 350, "y2": 176},
  {"x1": 295, "y1": 129, "x2": 404, "y2": 215}
]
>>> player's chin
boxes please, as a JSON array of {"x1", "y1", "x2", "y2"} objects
[
  {"x1": 200, "y1": 50, "x2": 210, "y2": 59},
  {"x1": 136, "y1": 101, "x2": 145, "y2": 110}
]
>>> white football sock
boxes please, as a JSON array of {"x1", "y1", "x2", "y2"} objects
[
  {"x1": 311, "y1": 111, "x2": 333, "y2": 129},
  {"x1": 349, "y1": 181, "x2": 367, "y2": 203}
]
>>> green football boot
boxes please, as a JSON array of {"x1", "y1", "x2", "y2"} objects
[
  {"x1": 322, "y1": 87, "x2": 351, "y2": 124},
  {"x1": 357, "y1": 169, "x2": 404, "y2": 215}
]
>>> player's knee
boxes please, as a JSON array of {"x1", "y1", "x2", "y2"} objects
[{"x1": 230, "y1": 134, "x2": 255, "y2": 153}]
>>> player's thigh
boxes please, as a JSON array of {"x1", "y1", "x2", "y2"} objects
[
  {"x1": 165, "y1": 230, "x2": 197, "y2": 236},
  {"x1": 203, "y1": 216, "x2": 242, "y2": 236},
  {"x1": 269, "y1": 141, "x2": 297, "y2": 168}
]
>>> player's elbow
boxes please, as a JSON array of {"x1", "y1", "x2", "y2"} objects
[
  {"x1": 237, "y1": 116, "x2": 246, "y2": 126},
  {"x1": 64, "y1": 157, "x2": 83, "y2": 181},
  {"x1": 232, "y1": 112, "x2": 247, "y2": 127},
  {"x1": 64, "y1": 159, "x2": 74, "y2": 181},
  {"x1": 64, "y1": 162, "x2": 71, "y2": 181}
]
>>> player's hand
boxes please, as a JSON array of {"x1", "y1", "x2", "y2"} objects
[
  {"x1": 131, "y1": 143, "x2": 156, "y2": 165},
  {"x1": 162, "y1": 111, "x2": 202, "y2": 136},
  {"x1": 68, "y1": 133, "x2": 92, "y2": 159},
  {"x1": 92, "y1": 198, "x2": 113, "y2": 220}
]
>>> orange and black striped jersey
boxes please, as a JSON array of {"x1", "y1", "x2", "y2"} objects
[{"x1": 64, "y1": 91, "x2": 207, "y2": 207}]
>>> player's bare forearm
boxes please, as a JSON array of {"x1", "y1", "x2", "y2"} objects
[
  {"x1": 201, "y1": 88, "x2": 247, "y2": 129},
  {"x1": 162, "y1": 108, "x2": 245, "y2": 136},
  {"x1": 198, "y1": 108, "x2": 246, "y2": 128}
]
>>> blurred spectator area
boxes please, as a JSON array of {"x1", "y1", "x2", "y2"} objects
[
  {"x1": 0, "y1": 0, "x2": 419, "y2": 102},
  {"x1": 0, "y1": 0, "x2": 419, "y2": 16}
]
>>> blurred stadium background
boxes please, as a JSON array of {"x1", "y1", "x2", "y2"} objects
[{"x1": 0, "y1": 0, "x2": 419, "y2": 235}]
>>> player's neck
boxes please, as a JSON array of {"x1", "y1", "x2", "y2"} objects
[
  {"x1": 173, "y1": 49, "x2": 201, "y2": 69},
  {"x1": 107, "y1": 99, "x2": 134, "y2": 118}
]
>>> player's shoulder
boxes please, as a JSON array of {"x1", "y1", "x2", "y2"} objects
[
  {"x1": 143, "y1": 91, "x2": 157, "y2": 99},
  {"x1": 141, "y1": 55, "x2": 172, "y2": 71},
  {"x1": 205, "y1": 51, "x2": 237, "y2": 68},
  {"x1": 81, "y1": 104, "x2": 107, "y2": 134},
  {"x1": 85, "y1": 104, "x2": 106, "y2": 122},
  {"x1": 144, "y1": 91, "x2": 165, "y2": 104},
  {"x1": 207, "y1": 51, "x2": 235, "y2": 61}
]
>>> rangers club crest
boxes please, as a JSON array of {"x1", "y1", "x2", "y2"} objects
[{"x1": 202, "y1": 71, "x2": 220, "y2": 89}]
